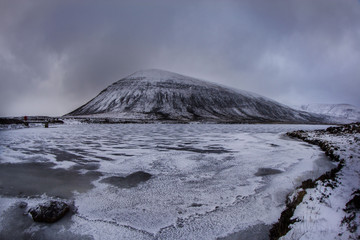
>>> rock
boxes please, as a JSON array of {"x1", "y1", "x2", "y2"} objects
[
  {"x1": 345, "y1": 192, "x2": 360, "y2": 212},
  {"x1": 301, "y1": 179, "x2": 316, "y2": 189},
  {"x1": 28, "y1": 201, "x2": 70, "y2": 223},
  {"x1": 269, "y1": 190, "x2": 306, "y2": 239},
  {"x1": 18, "y1": 201, "x2": 27, "y2": 209}
]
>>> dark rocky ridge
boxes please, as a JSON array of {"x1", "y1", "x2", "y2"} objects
[{"x1": 66, "y1": 69, "x2": 325, "y2": 123}]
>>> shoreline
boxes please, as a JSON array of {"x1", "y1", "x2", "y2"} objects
[
  {"x1": 270, "y1": 122, "x2": 360, "y2": 239},
  {"x1": 1, "y1": 115, "x2": 339, "y2": 125}
]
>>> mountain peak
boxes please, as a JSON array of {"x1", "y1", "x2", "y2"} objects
[
  {"x1": 126, "y1": 69, "x2": 187, "y2": 81},
  {"x1": 66, "y1": 70, "x2": 324, "y2": 123},
  {"x1": 131, "y1": 68, "x2": 174, "y2": 75},
  {"x1": 119, "y1": 69, "x2": 212, "y2": 88}
]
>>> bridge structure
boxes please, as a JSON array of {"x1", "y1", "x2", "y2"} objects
[
  {"x1": 22, "y1": 116, "x2": 63, "y2": 128},
  {"x1": 23, "y1": 120, "x2": 50, "y2": 128}
]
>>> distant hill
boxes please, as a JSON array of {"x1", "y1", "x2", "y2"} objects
[
  {"x1": 66, "y1": 69, "x2": 325, "y2": 123},
  {"x1": 293, "y1": 104, "x2": 360, "y2": 123}
]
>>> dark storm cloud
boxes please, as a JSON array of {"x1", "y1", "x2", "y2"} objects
[
  {"x1": 156, "y1": 0, "x2": 360, "y2": 106},
  {"x1": 1, "y1": 0, "x2": 359, "y2": 116}
]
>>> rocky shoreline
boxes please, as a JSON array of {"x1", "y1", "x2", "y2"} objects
[{"x1": 270, "y1": 122, "x2": 360, "y2": 239}]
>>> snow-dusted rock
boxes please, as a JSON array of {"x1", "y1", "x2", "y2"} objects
[
  {"x1": 28, "y1": 201, "x2": 70, "y2": 223},
  {"x1": 66, "y1": 69, "x2": 324, "y2": 123}
]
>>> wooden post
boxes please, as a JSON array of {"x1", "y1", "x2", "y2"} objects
[{"x1": 24, "y1": 116, "x2": 29, "y2": 127}]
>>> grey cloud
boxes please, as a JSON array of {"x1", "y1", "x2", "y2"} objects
[{"x1": 1, "y1": 0, "x2": 359, "y2": 116}]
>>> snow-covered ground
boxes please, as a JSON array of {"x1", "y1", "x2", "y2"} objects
[
  {"x1": 0, "y1": 124, "x2": 335, "y2": 239},
  {"x1": 293, "y1": 104, "x2": 360, "y2": 123},
  {"x1": 281, "y1": 123, "x2": 360, "y2": 240}
]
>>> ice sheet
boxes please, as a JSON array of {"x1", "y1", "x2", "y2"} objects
[{"x1": 0, "y1": 124, "x2": 332, "y2": 239}]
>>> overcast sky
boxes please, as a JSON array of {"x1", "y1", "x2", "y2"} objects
[{"x1": 1, "y1": 0, "x2": 360, "y2": 116}]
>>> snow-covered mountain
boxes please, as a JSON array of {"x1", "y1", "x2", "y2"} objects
[
  {"x1": 66, "y1": 69, "x2": 324, "y2": 123},
  {"x1": 294, "y1": 104, "x2": 360, "y2": 123}
]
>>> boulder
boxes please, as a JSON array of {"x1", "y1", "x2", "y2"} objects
[
  {"x1": 28, "y1": 201, "x2": 70, "y2": 223},
  {"x1": 345, "y1": 192, "x2": 360, "y2": 212}
]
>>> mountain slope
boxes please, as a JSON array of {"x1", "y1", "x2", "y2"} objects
[
  {"x1": 294, "y1": 104, "x2": 360, "y2": 123},
  {"x1": 66, "y1": 69, "x2": 324, "y2": 123}
]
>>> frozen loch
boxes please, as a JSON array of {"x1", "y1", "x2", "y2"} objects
[{"x1": 0, "y1": 124, "x2": 334, "y2": 239}]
